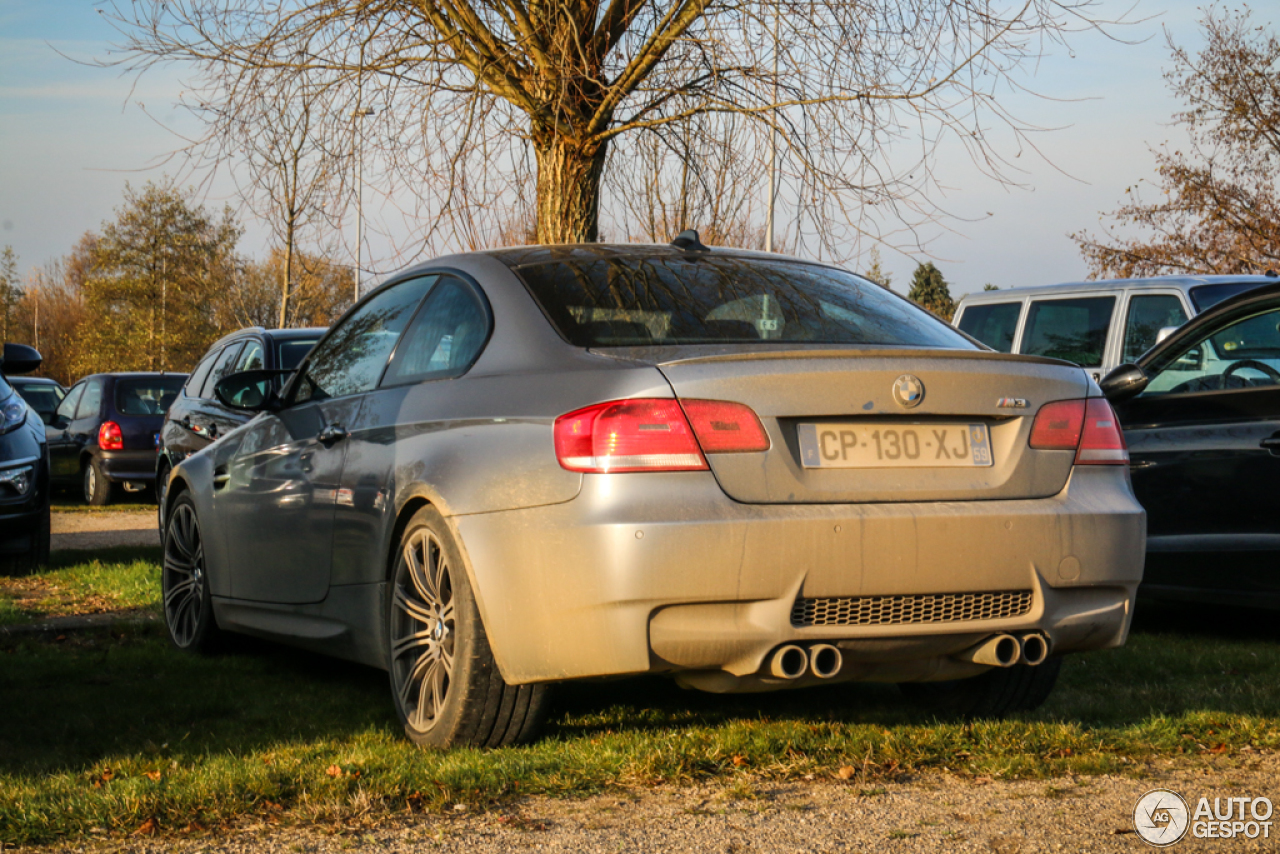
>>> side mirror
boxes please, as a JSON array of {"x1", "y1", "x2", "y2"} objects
[
  {"x1": 1100, "y1": 363, "x2": 1149, "y2": 403},
  {"x1": 214, "y1": 369, "x2": 288, "y2": 412},
  {"x1": 2, "y1": 343, "x2": 42, "y2": 376}
]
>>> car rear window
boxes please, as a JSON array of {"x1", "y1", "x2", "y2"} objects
[
  {"x1": 115, "y1": 376, "x2": 187, "y2": 416},
  {"x1": 516, "y1": 255, "x2": 975, "y2": 349},
  {"x1": 1021, "y1": 296, "x2": 1116, "y2": 367},
  {"x1": 956, "y1": 302, "x2": 1021, "y2": 352},
  {"x1": 276, "y1": 337, "x2": 321, "y2": 370},
  {"x1": 13, "y1": 382, "x2": 63, "y2": 417}
]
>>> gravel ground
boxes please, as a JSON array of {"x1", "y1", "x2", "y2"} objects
[
  {"x1": 27, "y1": 754, "x2": 1280, "y2": 853},
  {"x1": 51, "y1": 511, "x2": 159, "y2": 551}
]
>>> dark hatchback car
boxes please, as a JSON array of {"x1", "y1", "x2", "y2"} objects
[
  {"x1": 157, "y1": 327, "x2": 324, "y2": 510},
  {"x1": 10, "y1": 377, "x2": 66, "y2": 425},
  {"x1": 0, "y1": 344, "x2": 51, "y2": 574},
  {"x1": 1102, "y1": 282, "x2": 1280, "y2": 607},
  {"x1": 48, "y1": 372, "x2": 187, "y2": 505}
]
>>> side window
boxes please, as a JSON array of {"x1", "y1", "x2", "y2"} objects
[
  {"x1": 236, "y1": 340, "x2": 265, "y2": 372},
  {"x1": 76, "y1": 379, "x2": 104, "y2": 420},
  {"x1": 382, "y1": 277, "x2": 490, "y2": 386},
  {"x1": 185, "y1": 352, "x2": 219, "y2": 398},
  {"x1": 956, "y1": 302, "x2": 1021, "y2": 353},
  {"x1": 293, "y1": 276, "x2": 435, "y2": 403},
  {"x1": 1145, "y1": 306, "x2": 1280, "y2": 395},
  {"x1": 201, "y1": 343, "x2": 244, "y2": 400},
  {"x1": 1123, "y1": 295, "x2": 1189, "y2": 362},
  {"x1": 1021, "y1": 297, "x2": 1116, "y2": 367},
  {"x1": 56, "y1": 383, "x2": 84, "y2": 422}
]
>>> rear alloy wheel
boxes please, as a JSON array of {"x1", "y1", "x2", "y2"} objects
[
  {"x1": 387, "y1": 506, "x2": 550, "y2": 748},
  {"x1": 83, "y1": 457, "x2": 112, "y2": 506},
  {"x1": 899, "y1": 658, "x2": 1062, "y2": 719},
  {"x1": 163, "y1": 494, "x2": 222, "y2": 653}
]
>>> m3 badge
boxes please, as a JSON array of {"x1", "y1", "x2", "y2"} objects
[{"x1": 996, "y1": 397, "x2": 1028, "y2": 409}]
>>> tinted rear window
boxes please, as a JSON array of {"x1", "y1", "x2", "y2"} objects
[
  {"x1": 516, "y1": 256, "x2": 974, "y2": 349},
  {"x1": 276, "y1": 338, "x2": 321, "y2": 370},
  {"x1": 956, "y1": 302, "x2": 1021, "y2": 352},
  {"x1": 115, "y1": 377, "x2": 187, "y2": 416},
  {"x1": 12, "y1": 382, "x2": 63, "y2": 416},
  {"x1": 1022, "y1": 297, "x2": 1116, "y2": 366},
  {"x1": 1190, "y1": 282, "x2": 1266, "y2": 312}
]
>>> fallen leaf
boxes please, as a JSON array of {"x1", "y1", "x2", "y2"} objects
[
  {"x1": 133, "y1": 817, "x2": 159, "y2": 836},
  {"x1": 326, "y1": 765, "x2": 344, "y2": 778},
  {"x1": 1210, "y1": 743, "x2": 1228, "y2": 754},
  {"x1": 973, "y1": 776, "x2": 994, "y2": 785},
  {"x1": 731, "y1": 755, "x2": 747, "y2": 767},
  {"x1": 837, "y1": 765, "x2": 856, "y2": 780}
]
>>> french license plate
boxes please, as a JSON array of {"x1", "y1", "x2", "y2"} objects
[{"x1": 797, "y1": 423, "x2": 993, "y2": 468}]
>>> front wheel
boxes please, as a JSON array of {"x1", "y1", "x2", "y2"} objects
[
  {"x1": 162, "y1": 494, "x2": 222, "y2": 653},
  {"x1": 387, "y1": 506, "x2": 550, "y2": 748},
  {"x1": 899, "y1": 658, "x2": 1062, "y2": 719}
]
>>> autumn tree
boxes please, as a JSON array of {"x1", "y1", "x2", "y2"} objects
[
  {"x1": 11, "y1": 234, "x2": 95, "y2": 385},
  {"x1": 220, "y1": 249, "x2": 352, "y2": 331},
  {"x1": 106, "y1": 0, "x2": 1121, "y2": 256},
  {"x1": 1072, "y1": 7, "x2": 1280, "y2": 276},
  {"x1": 862, "y1": 248, "x2": 894, "y2": 290},
  {"x1": 75, "y1": 180, "x2": 241, "y2": 377},
  {"x1": 908, "y1": 261, "x2": 956, "y2": 319},
  {"x1": 0, "y1": 247, "x2": 21, "y2": 342}
]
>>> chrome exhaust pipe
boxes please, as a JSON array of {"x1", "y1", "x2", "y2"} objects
[
  {"x1": 769, "y1": 644, "x2": 809, "y2": 680},
  {"x1": 953, "y1": 634, "x2": 1020, "y2": 668},
  {"x1": 809, "y1": 644, "x2": 843, "y2": 679},
  {"x1": 1018, "y1": 632, "x2": 1050, "y2": 667}
]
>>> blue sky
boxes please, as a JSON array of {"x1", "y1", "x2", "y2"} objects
[{"x1": 1, "y1": 1, "x2": 1208, "y2": 296}]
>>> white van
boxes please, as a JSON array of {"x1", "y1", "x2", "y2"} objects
[{"x1": 952, "y1": 274, "x2": 1278, "y2": 378}]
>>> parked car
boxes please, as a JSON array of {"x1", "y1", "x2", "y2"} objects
[
  {"x1": 953, "y1": 274, "x2": 1277, "y2": 379},
  {"x1": 9, "y1": 377, "x2": 66, "y2": 425},
  {"x1": 1101, "y1": 282, "x2": 1280, "y2": 608},
  {"x1": 156, "y1": 327, "x2": 325, "y2": 516},
  {"x1": 48, "y1": 372, "x2": 187, "y2": 505},
  {"x1": 160, "y1": 237, "x2": 1145, "y2": 748},
  {"x1": 0, "y1": 344, "x2": 51, "y2": 575}
]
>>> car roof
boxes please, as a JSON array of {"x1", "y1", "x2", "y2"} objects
[
  {"x1": 9, "y1": 376, "x2": 61, "y2": 385},
  {"x1": 957, "y1": 274, "x2": 1280, "y2": 305},
  {"x1": 203, "y1": 326, "x2": 328, "y2": 354},
  {"x1": 77, "y1": 372, "x2": 188, "y2": 383}
]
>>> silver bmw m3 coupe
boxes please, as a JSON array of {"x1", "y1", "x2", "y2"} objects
[{"x1": 161, "y1": 238, "x2": 1145, "y2": 747}]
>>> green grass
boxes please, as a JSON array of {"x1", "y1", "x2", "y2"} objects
[
  {"x1": 0, "y1": 547, "x2": 161, "y2": 625},
  {"x1": 53, "y1": 496, "x2": 155, "y2": 514},
  {"x1": 1, "y1": 602, "x2": 1278, "y2": 844}
]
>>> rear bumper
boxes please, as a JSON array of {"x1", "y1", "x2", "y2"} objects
[
  {"x1": 453, "y1": 465, "x2": 1146, "y2": 686},
  {"x1": 98, "y1": 450, "x2": 158, "y2": 483}
]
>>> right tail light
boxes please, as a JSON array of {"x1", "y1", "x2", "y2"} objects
[{"x1": 1029, "y1": 397, "x2": 1128, "y2": 465}]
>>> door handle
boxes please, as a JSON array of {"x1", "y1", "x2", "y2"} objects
[
  {"x1": 1261, "y1": 433, "x2": 1280, "y2": 456},
  {"x1": 317, "y1": 424, "x2": 349, "y2": 447}
]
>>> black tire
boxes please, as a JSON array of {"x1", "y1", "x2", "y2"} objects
[
  {"x1": 387, "y1": 506, "x2": 550, "y2": 748},
  {"x1": 899, "y1": 658, "x2": 1062, "y2": 719},
  {"x1": 162, "y1": 493, "x2": 223, "y2": 653},
  {"x1": 83, "y1": 457, "x2": 112, "y2": 506}
]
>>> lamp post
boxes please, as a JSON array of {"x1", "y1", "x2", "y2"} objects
[{"x1": 353, "y1": 106, "x2": 375, "y2": 302}]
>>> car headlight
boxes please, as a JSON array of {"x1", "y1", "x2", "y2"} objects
[
  {"x1": 0, "y1": 393, "x2": 27, "y2": 435},
  {"x1": 0, "y1": 464, "x2": 33, "y2": 496}
]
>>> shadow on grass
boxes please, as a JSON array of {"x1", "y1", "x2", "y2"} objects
[{"x1": 47, "y1": 545, "x2": 162, "y2": 570}]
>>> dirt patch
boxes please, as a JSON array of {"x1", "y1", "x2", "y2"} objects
[
  {"x1": 51, "y1": 511, "x2": 159, "y2": 550},
  {"x1": 26, "y1": 754, "x2": 1280, "y2": 853}
]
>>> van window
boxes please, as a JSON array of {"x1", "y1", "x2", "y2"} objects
[
  {"x1": 1123, "y1": 295, "x2": 1188, "y2": 362},
  {"x1": 956, "y1": 302, "x2": 1020, "y2": 352},
  {"x1": 1022, "y1": 297, "x2": 1116, "y2": 367}
]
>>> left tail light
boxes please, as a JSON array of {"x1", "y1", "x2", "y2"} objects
[
  {"x1": 553, "y1": 398, "x2": 770, "y2": 473},
  {"x1": 99, "y1": 421, "x2": 124, "y2": 451}
]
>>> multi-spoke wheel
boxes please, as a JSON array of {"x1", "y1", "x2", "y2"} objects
[
  {"x1": 163, "y1": 493, "x2": 221, "y2": 652},
  {"x1": 387, "y1": 506, "x2": 550, "y2": 748}
]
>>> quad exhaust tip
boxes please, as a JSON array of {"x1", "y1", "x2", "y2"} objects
[
  {"x1": 769, "y1": 644, "x2": 809, "y2": 680},
  {"x1": 1018, "y1": 632, "x2": 1050, "y2": 667},
  {"x1": 809, "y1": 644, "x2": 843, "y2": 679},
  {"x1": 955, "y1": 633, "x2": 1021, "y2": 668}
]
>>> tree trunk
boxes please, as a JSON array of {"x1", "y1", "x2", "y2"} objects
[
  {"x1": 534, "y1": 136, "x2": 609, "y2": 243},
  {"x1": 279, "y1": 216, "x2": 296, "y2": 328}
]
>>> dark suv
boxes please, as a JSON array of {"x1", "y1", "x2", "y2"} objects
[
  {"x1": 48, "y1": 373, "x2": 187, "y2": 505},
  {"x1": 0, "y1": 344, "x2": 52, "y2": 574},
  {"x1": 157, "y1": 327, "x2": 324, "y2": 509}
]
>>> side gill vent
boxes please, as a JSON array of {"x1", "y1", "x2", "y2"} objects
[{"x1": 791, "y1": 590, "x2": 1034, "y2": 627}]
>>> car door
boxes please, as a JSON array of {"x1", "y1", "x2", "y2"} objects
[
  {"x1": 1115, "y1": 301, "x2": 1280, "y2": 597},
  {"x1": 46, "y1": 382, "x2": 85, "y2": 481},
  {"x1": 215, "y1": 276, "x2": 436, "y2": 603},
  {"x1": 162, "y1": 350, "x2": 221, "y2": 465},
  {"x1": 62, "y1": 378, "x2": 104, "y2": 477},
  {"x1": 188, "y1": 342, "x2": 244, "y2": 446}
]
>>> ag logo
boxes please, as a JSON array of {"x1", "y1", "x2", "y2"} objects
[
  {"x1": 892, "y1": 375, "x2": 924, "y2": 409},
  {"x1": 1134, "y1": 789, "x2": 1190, "y2": 846}
]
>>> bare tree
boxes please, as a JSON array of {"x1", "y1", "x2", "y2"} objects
[
  {"x1": 1071, "y1": 7, "x2": 1280, "y2": 277},
  {"x1": 104, "y1": 0, "x2": 1123, "y2": 259}
]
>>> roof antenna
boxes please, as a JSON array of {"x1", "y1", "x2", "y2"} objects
[{"x1": 671, "y1": 229, "x2": 709, "y2": 252}]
